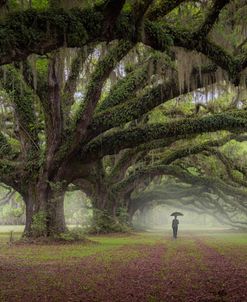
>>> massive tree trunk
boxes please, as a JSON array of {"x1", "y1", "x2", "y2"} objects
[
  {"x1": 88, "y1": 182, "x2": 130, "y2": 233},
  {"x1": 92, "y1": 184, "x2": 116, "y2": 217},
  {"x1": 23, "y1": 186, "x2": 35, "y2": 236},
  {"x1": 47, "y1": 189, "x2": 67, "y2": 235},
  {"x1": 22, "y1": 180, "x2": 67, "y2": 237}
]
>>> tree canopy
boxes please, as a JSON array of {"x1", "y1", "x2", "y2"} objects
[{"x1": 0, "y1": 0, "x2": 247, "y2": 236}]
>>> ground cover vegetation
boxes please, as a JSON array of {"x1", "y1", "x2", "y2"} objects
[{"x1": 0, "y1": 231, "x2": 246, "y2": 301}]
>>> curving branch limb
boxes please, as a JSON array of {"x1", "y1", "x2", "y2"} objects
[
  {"x1": 87, "y1": 81, "x2": 177, "y2": 141},
  {"x1": 0, "y1": 2, "x2": 245, "y2": 87},
  {"x1": 96, "y1": 61, "x2": 150, "y2": 113},
  {"x1": 0, "y1": 66, "x2": 39, "y2": 157},
  {"x1": 159, "y1": 134, "x2": 245, "y2": 166},
  {"x1": 69, "y1": 40, "x2": 133, "y2": 152},
  {"x1": 81, "y1": 110, "x2": 247, "y2": 162},
  {"x1": 129, "y1": 182, "x2": 247, "y2": 229},
  {"x1": 194, "y1": 0, "x2": 230, "y2": 36},
  {"x1": 146, "y1": 0, "x2": 186, "y2": 21},
  {"x1": 62, "y1": 46, "x2": 94, "y2": 125},
  {"x1": 113, "y1": 164, "x2": 247, "y2": 206},
  {"x1": 143, "y1": 21, "x2": 242, "y2": 83},
  {"x1": 205, "y1": 147, "x2": 247, "y2": 187},
  {"x1": 106, "y1": 137, "x2": 180, "y2": 184},
  {"x1": 107, "y1": 149, "x2": 141, "y2": 183},
  {"x1": 88, "y1": 62, "x2": 218, "y2": 142}
]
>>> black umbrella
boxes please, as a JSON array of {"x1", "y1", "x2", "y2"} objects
[{"x1": 170, "y1": 212, "x2": 184, "y2": 217}]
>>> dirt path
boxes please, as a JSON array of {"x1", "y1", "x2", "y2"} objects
[
  {"x1": 194, "y1": 239, "x2": 247, "y2": 302},
  {"x1": 0, "y1": 235, "x2": 246, "y2": 302}
]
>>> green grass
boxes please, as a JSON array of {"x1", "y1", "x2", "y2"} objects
[
  {"x1": 0, "y1": 228, "x2": 246, "y2": 263},
  {"x1": 207, "y1": 233, "x2": 247, "y2": 244},
  {"x1": 196, "y1": 232, "x2": 247, "y2": 247},
  {"x1": 0, "y1": 231, "x2": 165, "y2": 263},
  {"x1": 201, "y1": 232, "x2": 247, "y2": 262},
  {"x1": 0, "y1": 225, "x2": 24, "y2": 233},
  {"x1": 0, "y1": 229, "x2": 246, "y2": 302}
]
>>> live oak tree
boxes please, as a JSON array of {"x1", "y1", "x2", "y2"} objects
[
  {"x1": 0, "y1": 0, "x2": 247, "y2": 237},
  {"x1": 0, "y1": 0, "x2": 246, "y2": 83},
  {"x1": 130, "y1": 183, "x2": 247, "y2": 230},
  {"x1": 120, "y1": 136, "x2": 247, "y2": 229},
  {"x1": 128, "y1": 164, "x2": 247, "y2": 230},
  {"x1": 75, "y1": 142, "x2": 247, "y2": 231},
  {"x1": 0, "y1": 185, "x2": 25, "y2": 225},
  {"x1": 74, "y1": 104, "x2": 247, "y2": 232}
]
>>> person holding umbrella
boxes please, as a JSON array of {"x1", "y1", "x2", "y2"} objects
[{"x1": 171, "y1": 212, "x2": 183, "y2": 239}]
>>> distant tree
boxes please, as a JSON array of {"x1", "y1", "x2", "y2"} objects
[{"x1": 0, "y1": 185, "x2": 25, "y2": 225}]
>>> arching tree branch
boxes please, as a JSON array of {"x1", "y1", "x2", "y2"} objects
[{"x1": 81, "y1": 110, "x2": 247, "y2": 162}]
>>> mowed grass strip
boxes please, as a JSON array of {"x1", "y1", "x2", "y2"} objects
[
  {"x1": 0, "y1": 233, "x2": 167, "y2": 302},
  {"x1": 147, "y1": 236, "x2": 205, "y2": 302},
  {"x1": 0, "y1": 232, "x2": 165, "y2": 263},
  {"x1": 198, "y1": 232, "x2": 247, "y2": 264}
]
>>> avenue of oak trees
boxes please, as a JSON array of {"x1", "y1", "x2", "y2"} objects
[{"x1": 0, "y1": 0, "x2": 247, "y2": 237}]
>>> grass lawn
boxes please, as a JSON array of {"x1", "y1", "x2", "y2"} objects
[{"x1": 0, "y1": 229, "x2": 246, "y2": 301}]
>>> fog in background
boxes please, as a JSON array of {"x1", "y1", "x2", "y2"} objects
[
  {"x1": 133, "y1": 205, "x2": 230, "y2": 231},
  {"x1": 0, "y1": 188, "x2": 236, "y2": 232}
]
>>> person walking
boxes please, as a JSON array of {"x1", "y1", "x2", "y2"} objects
[{"x1": 172, "y1": 216, "x2": 179, "y2": 239}]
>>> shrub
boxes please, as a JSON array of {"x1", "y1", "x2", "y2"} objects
[
  {"x1": 87, "y1": 209, "x2": 131, "y2": 234},
  {"x1": 31, "y1": 211, "x2": 47, "y2": 237},
  {"x1": 54, "y1": 227, "x2": 86, "y2": 242}
]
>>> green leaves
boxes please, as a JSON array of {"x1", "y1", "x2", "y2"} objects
[{"x1": 0, "y1": 133, "x2": 12, "y2": 158}]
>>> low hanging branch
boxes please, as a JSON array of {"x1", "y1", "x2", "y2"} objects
[
  {"x1": 129, "y1": 181, "x2": 247, "y2": 229},
  {"x1": 158, "y1": 134, "x2": 243, "y2": 166},
  {"x1": 144, "y1": 21, "x2": 243, "y2": 84},
  {"x1": 205, "y1": 147, "x2": 247, "y2": 187},
  {"x1": 112, "y1": 163, "x2": 247, "y2": 207},
  {"x1": 81, "y1": 110, "x2": 247, "y2": 162}
]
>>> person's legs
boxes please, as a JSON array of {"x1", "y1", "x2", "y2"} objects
[
  {"x1": 174, "y1": 227, "x2": 178, "y2": 238},
  {"x1": 173, "y1": 227, "x2": 177, "y2": 238}
]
